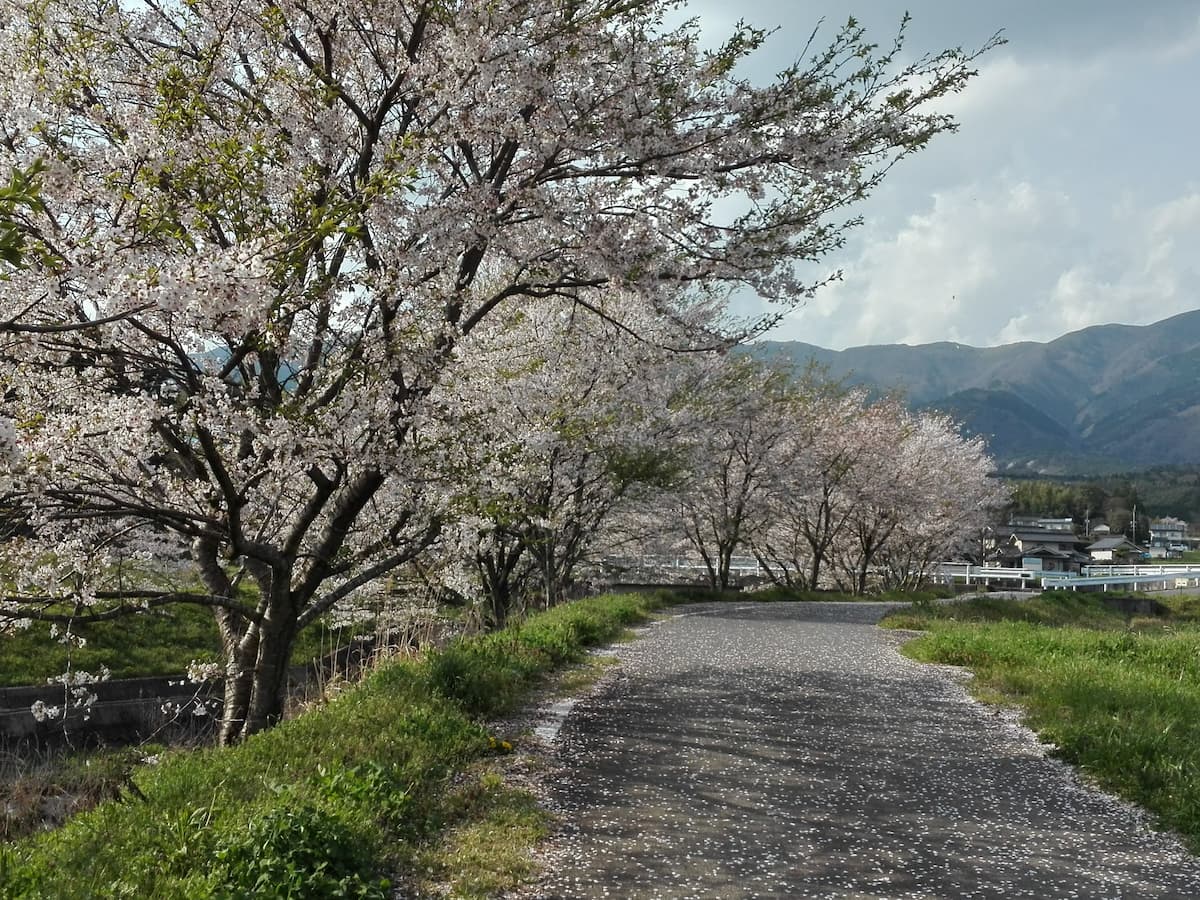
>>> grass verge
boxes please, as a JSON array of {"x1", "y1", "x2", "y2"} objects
[
  {"x1": 404, "y1": 764, "x2": 552, "y2": 899},
  {"x1": 0, "y1": 604, "x2": 225, "y2": 686},
  {"x1": 400, "y1": 652, "x2": 621, "y2": 899},
  {"x1": 882, "y1": 592, "x2": 1200, "y2": 851},
  {"x1": 0, "y1": 592, "x2": 665, "y2": 898},
  {"x1": 0, "y1": 601, "x2": 392, "y2": 687}
]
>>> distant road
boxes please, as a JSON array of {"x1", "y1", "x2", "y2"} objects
[{"x1": 519, "y1": 602, "x2": 1200, "y2": 899}]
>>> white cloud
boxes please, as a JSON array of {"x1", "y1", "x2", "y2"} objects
[
  {"x1": 1156, "y1": 12, "x2": 1200, "y2": 62},
  {"x1": 994, "y1": 190, "x2": 1200, "y2": 344},
  {"x1": 1149, "y1": 192, "x2": 1200, "y2": 234},
  {"x1": 782, "y1": 179, "x2": 1074, "y2": 348},
  {"x1": 697, "y1": 1, "x2": 1200, "y2": 350},
  {"x1": 932, "y1": 53, "x2": 1101, "y2": 122},
  {"x1": 776, "y1": 179, "x2": 1200, "y2": 350}
]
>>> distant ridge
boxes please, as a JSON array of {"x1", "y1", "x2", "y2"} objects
[{"x1": 749, "y1": 310, "x2": 1200, "y2": 474}]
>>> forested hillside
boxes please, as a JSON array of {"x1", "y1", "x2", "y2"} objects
[
  {"x1": 752, "y1": 310, "x2": 1200, "y2": 474},
  {"x1": 1005, "y1": 466, "x2": 1200, "y2": 533}
]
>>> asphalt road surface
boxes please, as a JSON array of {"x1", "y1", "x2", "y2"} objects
[{"x1": 519, "y1": 601, "x2": 1200, "y2": 899}]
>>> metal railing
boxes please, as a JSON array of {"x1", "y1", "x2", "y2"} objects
[
  {"x1": 931, "y1": 562, "x2": 1200, "y2": 592},
  {"x1": 1083, "y1": 564, "x2": 1200, "y2": 577},
  {"x1": 930, "y1": 564, "x2": 1046, "y2": 586},
  {"x1": 1043, "y1": 573, "x2": 1200, "y2": 591}
]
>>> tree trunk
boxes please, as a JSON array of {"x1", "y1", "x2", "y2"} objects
[
  {"x1": 808, "y1": 544, "x2": 823, "y2": 591},
  {"x1": 214, "y1": 571, "x2": 300, "y2": 744},
  {"x1": 478, "y1": 540, "x2": 525, "y2": 630},
  {"x1": 195, "y1": 544, "x2": 260, "y2": 745},
  {"x1": 218, "y1": 625, "x2": 256, "y2": 745},
  {"x1": 235, "y1": 595, "x2": 297, "y2": 740},
  {"x1": 855, "y1": 558, "x2": 870, "y2": 595}
]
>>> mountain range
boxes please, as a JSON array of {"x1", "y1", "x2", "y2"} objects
[{"x1": 750, "y1": 309, "x2": 1200, "y2": 475}]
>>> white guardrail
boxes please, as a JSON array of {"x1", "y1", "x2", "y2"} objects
[
  {"x1": 612, "y1": 560, "x2": 1200, "y2": 591},
  {"x1": 932, "y1": 563, "x2": 1200, "y2": 592}
]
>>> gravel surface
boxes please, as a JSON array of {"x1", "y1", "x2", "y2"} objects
[{"x1": 514, "y1": 601, "x2": 1200, "y2": 899}]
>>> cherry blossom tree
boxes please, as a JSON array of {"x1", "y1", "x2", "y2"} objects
[
  {"x1": 827, "y1": 396, "x2": 916, "y2": 594},
  {"x1": 0, "y1": 0, "x2": 990, "y2": 740},
  {"x1": 670, "y1": 357, "x2": 802, "y2": 589},
  {"x1": 422, "y1": 297, "x2": 687, "y2": 626},
  {"x1": 743, "y1": 390, "x2": 1005, "y2": 595},
  {"x1": 864, "y1": 412, "x2": 1008, "y2": 591},
  {"x1": 745, "y1": 387, "x2": 867, "y2": 589}
]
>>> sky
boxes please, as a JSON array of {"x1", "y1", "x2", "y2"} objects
[{"x1": 689, "y1": 1, "x2": 1200, "y2": 349}]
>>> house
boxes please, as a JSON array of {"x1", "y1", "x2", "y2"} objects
[
  {"x1": 1087, "y1": 536, "x2": 1147, "y2": 562},
  {"x1": 990, "y1": 527, "x2": 1090, "y2": 574},
  {"x1": 1149, "y1": 517, "x2": 1188, "y2": 557}
]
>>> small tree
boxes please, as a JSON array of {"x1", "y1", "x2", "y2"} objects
[
  {"x1": 747, "y1": 388, "x2": 869, "y2": 589},
  {"x1": 838, "y1": 407, "x2": 1006, "y2": 593},
  {"x1": 426, "y1": 298, "x2": 687, "y2": 626},
  {"x1": 671, "y1": 358, "x2": 804, "y2": 589}
]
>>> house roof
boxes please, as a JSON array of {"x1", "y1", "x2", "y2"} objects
[
  {"x1": 1019, "y1": 545, "x2": 1074, "y2": 559},
  {"x1": 995, "y1": 545, "x2": 1088, "y2": 564},
  {"x1": 1010, "y1": 516, "x2": 1074, "y2": 529},
  {"x1": 1151, "y1": 517, "x2": 1188, "y2": 528},
  {"x1": 1087, "y1": 537, "x2": 1145, "y2": 552},
  {"x1": 1008, "y1": 528, "x2": 1082, "y2": 543}
]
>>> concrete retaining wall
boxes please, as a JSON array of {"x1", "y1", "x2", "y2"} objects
[
  {"x1": 0, "y1": 675, "x2": 221, "y2": 750},
  {"x1": 0, "y1": 633, "x2": 417, "y2": 751}
]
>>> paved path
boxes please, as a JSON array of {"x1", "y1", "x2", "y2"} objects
[{"x1": 519, "y1": 602, "x2": 1200, "y2": 899}]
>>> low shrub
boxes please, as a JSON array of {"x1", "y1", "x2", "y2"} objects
[
  {"x1": 206, "y1": 799, "x2": 390, "y2": 900},
  {"x1": 425, "y1": 636, "x2": 547, "y2": 717}
]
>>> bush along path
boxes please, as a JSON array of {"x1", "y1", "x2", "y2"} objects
[
  {"x1": 0, "y1": 593, "x2": 664, "y2": 899},
  {"x1": 516, "y1": 599, "x2": 1200, "y2": 899}
]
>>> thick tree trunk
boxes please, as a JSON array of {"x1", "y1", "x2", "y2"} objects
[
  {"x1": 239, "y1": 625, "x2": 295, "y2": 739},
  {"x1": 488, "y1": 589, "x2": 511, "y2": 630},
  {"x1": 210, "y1": 572, "x2": 300, "y2": 744},
  {"x1": 808, "y1": 547, "x2": 823, "y2": 591},
  {"x1": 529, "y1": 534, "x2": 570, "y2": 610},
  {"x1": 194, "y1": 543, "x2": 261, "y2": 745},
  {"x1": 235, "y1": 579, "x2": 299, "y2": 740},
  {"x1": 855, "y1": 559, "x2": 870, "y2": 595},
  {"x1": 478, "y1": 540, "x2": 525, "y2": 630},
  {"x1": 218, "y1": 625, "x2": 257, "y2": 745}
]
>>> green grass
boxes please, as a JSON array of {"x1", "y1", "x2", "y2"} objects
[
  {"x1": 0, "y1": 604, "x2": 224, "y2": 686},
  {"x1": 883, "y1": 592, "x2": 1200, "y2": 850},
  {"x1": 0, "y1": 592, "x2": 666, "y2": 898},
  {"x1": 406, "y1": 768, "x2": 552, "y2": 899},
  {"x1": 0, "y1": 602, "x2": 387, "y2": 687},
  {"x1": 880, "y1": 591, "x2": 1140, "y2": 631}
]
